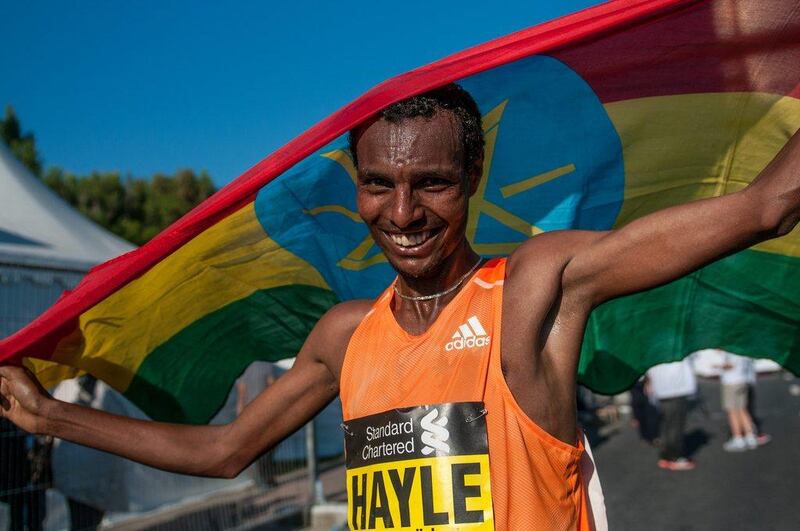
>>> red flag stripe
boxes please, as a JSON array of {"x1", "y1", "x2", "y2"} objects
[{"x1": 553, "y1": 0, "x2": 800, "y2": 102}]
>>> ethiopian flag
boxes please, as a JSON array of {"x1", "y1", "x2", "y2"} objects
[{"x1": 1, "y1": 0, "x2": 799, "y2": 423}]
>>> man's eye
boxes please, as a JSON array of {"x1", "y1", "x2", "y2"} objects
[
  {"x1": 362, "y1": 178, "x2": 391, "y2": 188},
  {"x1": 420, "y1": 178, "x2": 451, "y2": 189}
]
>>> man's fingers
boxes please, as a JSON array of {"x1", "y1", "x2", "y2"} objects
[{"x1": 0, "y1": 377, "x2": 10, "y2": 414}]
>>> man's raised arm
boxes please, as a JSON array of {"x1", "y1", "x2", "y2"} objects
[
  {"x1": 0, "y1": 302, "x2": 362, "y2": 478},
  {"x1": 564, "y1": 129, "x2": 800, "y2": 308}
]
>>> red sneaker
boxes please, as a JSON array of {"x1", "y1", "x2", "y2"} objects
[
  {"x1": 756, "y1": 433, "x2": 772, "y2": 446},
  {"x1": 657, "y1": 458, "x2": 696, "y2": 471}
]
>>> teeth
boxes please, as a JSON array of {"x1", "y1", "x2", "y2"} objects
[{"x1": 389, "y1": 230, "x2": 432, "y2": 247}]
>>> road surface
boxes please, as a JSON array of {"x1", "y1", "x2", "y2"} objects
[{"x1": 592, "y1": 374, "x2": 800, "y2": 531}]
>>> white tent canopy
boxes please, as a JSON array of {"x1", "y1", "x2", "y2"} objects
[
  {"x1": 0, "y1": 142, "x2": 133, "y2": 272},
  {"x1": 0, "y1": 142, "x2": 134, "y2": 338}
]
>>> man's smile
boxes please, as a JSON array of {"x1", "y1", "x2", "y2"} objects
[{"x1": 381, "y1": 227, "x2": 443, "y2": 254}]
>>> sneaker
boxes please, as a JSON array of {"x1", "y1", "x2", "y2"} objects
[
  {"x1": 745, "y1": 434, "x2": 758, "y2": 450},
  {"x1": 657, "y1": 458, "x2": 696, "y2": 471},
  {"x1": 756, "y1": 433, "x2": 772, "y2": 446},
  {"x1": 723, "y1": 437, "x2": 748, "y2": 452}
]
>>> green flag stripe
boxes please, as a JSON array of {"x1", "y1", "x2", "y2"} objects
[
  {"x1": 124, "y1": 284, "x2": 338, "y2": 424},
  {"x1": 579, "y1": 248, "x2": 800, "y2": 395}
]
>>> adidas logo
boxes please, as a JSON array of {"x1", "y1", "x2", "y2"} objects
[{"x1": 445, "y1": 315, "x2": 490, "y2": 351}]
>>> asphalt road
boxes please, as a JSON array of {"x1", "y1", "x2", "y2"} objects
[{"x1": 591, "y1": 373, "x2": 800, "y2": 531}]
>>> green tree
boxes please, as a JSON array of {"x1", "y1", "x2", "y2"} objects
[
  {"x1": 43, "y1": 167, "x2": 80, "y2": 204},
  {"x1": 3, "y1": 106, "x2": 217, "y2": 246},
  {"x1": 1, "y1": 105, "x2": 42, "y2": 176}
]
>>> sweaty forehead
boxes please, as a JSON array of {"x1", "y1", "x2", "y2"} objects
[{"x1": 355, "y1": 111, "x2": 463, "y2": 172}]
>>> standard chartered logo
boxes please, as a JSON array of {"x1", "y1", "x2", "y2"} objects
[{"x1": 420, "y1": 408, "x2": 450, "y2": 455}]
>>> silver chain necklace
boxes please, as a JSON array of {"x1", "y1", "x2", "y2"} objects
[{"x1": 393, "y1": 258, "x2": 483, "y2": 302}]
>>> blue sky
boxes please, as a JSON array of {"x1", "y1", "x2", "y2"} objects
[{"x1": 1, "y1": 1, "x2": 600, "y2": 186}]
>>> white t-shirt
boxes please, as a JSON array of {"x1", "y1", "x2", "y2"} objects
[
  {"x1": 718, "y1": 350, "x2": 755, "y2": 386},
  {"x1": 647, "y1": 359, "x2": 697, "y2": 400}
]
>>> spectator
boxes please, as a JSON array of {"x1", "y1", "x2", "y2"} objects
[
  {"x1": 236, "y1": 362, "x2": 278, "y2": 487},
  {"x1": 717, "y1": 351, "x2": 760, "y2": 452},
  {"x1": 51, "y1": 375, "x2": 122, "y2": 530},
  {"x1": 745, "y1": 360, "x2": 772, "y2": 446},
  {"x1": 65, "y1": 375, "x2": 106, "y2": 530},
  {"x1": 646, "y1": 358, "x2": 697, "y2": 471},
  {"x1": 0, "y1": 418, "x2": 47, "y2": 531},
  {"x1": 631, "y1": 377, "x2": 660, "y2": 445}
]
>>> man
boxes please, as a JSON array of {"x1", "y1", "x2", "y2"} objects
[
  {"x1": 645, "y1": 359, "x2": 698, "y2": 471},
  {"x1": 1, "y1": 85, "x2": 799, "y2": 530}
]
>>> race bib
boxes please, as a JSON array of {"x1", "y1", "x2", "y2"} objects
[{"x1": 343, "y1": 402, "x2": 494, "y2": 530}]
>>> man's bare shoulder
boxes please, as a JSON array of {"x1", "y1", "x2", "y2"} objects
[
  {"x1": 302, "y1": 299, "x2": 374, "y2": 372},
  {"x1": 317, "y1": 299, "x2": 374, "y2": 335},
  {"x1": 506, "y1": 229, "x2": 606, "y2": 280}
]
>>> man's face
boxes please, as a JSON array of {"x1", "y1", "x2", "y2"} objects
[{"x1": 354, "y1": 111, "x2": 480, "y2": 278}]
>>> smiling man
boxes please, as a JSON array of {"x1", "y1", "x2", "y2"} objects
[{"x1": 2, "y1": 84, "x2": 800, "y2": 531}]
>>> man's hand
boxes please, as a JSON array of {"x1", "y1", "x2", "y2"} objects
[{"x1": 0, "y1": 365, "x2": 53, "y2": 434}]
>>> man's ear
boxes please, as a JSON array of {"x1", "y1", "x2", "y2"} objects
[{"x1": 467, "y1": 157, "x2": 484, "y2": 197}]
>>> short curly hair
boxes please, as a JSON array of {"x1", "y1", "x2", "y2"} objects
[{"x1": 348, "y1": 83, "x2": 484, "y2": 175}]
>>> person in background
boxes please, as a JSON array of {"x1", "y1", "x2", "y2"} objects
[
  {"x1": 26, "y1": 434, "x2": 51, "y2": 531},
  {"x1": 1, "y1": 418, "x2": 46, "y2": 531},
  {"x1": 236, "y1": 362, "x2": 278, "y2": 487},
  {"x1": 631, "y1": 377, "x2": 660, "y2": 445},
  {"x1": 745, "y1": 360, "x2": 772, "y2": 446},
  {"x1": 716, "y1": 350, "x2": 766, "y2": 452},
  {"x1": 645, "y1": 358, "x2": 698, "y2": 471},
  {"x1": 64, "y1": 375, "x2": 106, "y2": 530}
]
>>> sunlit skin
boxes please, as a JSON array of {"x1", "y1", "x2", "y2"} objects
[{"x1": 1, "y1": 111, "x2": 798, "y2": 478}]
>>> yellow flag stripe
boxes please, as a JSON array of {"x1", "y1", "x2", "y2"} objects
[
  {"x1": 607, "y1": 92, "x2": 800, "y2": 257},
  {"x1": 47, "y1": 203, "x2": 329, "y2": 392}
]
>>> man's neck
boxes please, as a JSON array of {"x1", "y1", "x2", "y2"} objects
[{"x1": 391, "y1": 243, "x2": 481, "y2": 335}]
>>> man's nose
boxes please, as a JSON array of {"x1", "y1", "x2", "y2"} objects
[{"x1": 389, "y1": 186, "x2": 422, "y2": 229}]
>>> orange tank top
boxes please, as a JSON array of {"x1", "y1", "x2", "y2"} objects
[{"x1": 340, "y1": 258, "x2": 591, "y2": 531}]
